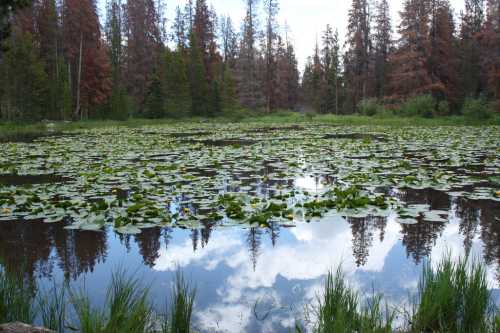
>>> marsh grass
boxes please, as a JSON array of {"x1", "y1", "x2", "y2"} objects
[
  {"x1": 302, "y1": 268, "x2": 394, "y2": 333},
  {"x1": 162, "y1": 271, "x2": 196, "y2": 333},
  {"x1": 71, "y1": 270, "x2": 153, "y2": 333},
  {"x1": 411, "y1": 255, "x2": 493, "y2": 333},
  {"x1": 36, "y1": 281, "x2": 68, "y2": 332},
  {"x1": 0, "y1": 270, "x2": 35, "y2": 324}
]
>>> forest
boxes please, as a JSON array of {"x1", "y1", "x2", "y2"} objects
[{"x1": 0, "y1": 0, "x2": 498, "y2": 123}]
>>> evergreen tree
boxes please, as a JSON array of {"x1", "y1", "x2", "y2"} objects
[
  {"x1": 344, "y1": 0, "x2": 372, "y2": 112},
  {"x1": 164, "y1": 48, "x2": 191, "y2": 117},
  {"x1": 264, "y1": 0, "x2": 279, "y2": 112},
  {"x1": 237, "y1": 0, "x2": 263, "y2": 109},
  {"x1": 429, "y1": 0, "x2": 459, "y2": 111},
  {"x1": 320, "y1": 25, "x2": 342, "y2": 114},
  {"x1": 188, "y1": 32, "x2": 209, "y2": 116},
  {"x1": 106, "y1": 0, "x2": 128, "y2": 120},
  {"x1": 389, "y1": 0, "x2": 432, "y2": 100},
  {"x1": 144, "y1": 71, "x2": 164, "y2": 118},
  {"x1": 459, "y1": 0, "x2": 485, "y2": 99},
  {"x1": 221, "y1": 64, "x2": 237, "y2": 109},
  {"x1": 373, "y1": 0, "x2": 392, "y2": 98},
  {"x1": 0, "y1": 31, "x2": 49, "y2": 121}
]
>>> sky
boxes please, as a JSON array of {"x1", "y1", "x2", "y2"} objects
[{"x1": 99, "y1": 0, "x2": 466, "y2": 70}]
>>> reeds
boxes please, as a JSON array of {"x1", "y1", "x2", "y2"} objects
[
  {"x1": 162, "y1": 271, "x2": 196, "y2": 333},
  {"x1": 310, "y1": 268, "x2": 393, "y2": 333},
  {"x1": 411, "y1": 255, "x2": 493, "y2": 333},
  {"x1": 0, "y1": 269, "x2": 196, "y2": 333},
  {"x1": 1, "y1": 256, "x2": 498, "y2": 333},
  {"x1": 0, "y1": 270, "x2": 35, "y2": 324}
]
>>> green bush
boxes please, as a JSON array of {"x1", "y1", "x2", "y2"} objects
[
  {"x1": 358, "y1": 98, "x2": 382, "y2": 117},
  {"x1": 462, "y1": 98, "x2": 493, "y2": 120},
  {"x1": 399, "y1": 95, "x2": 436, "y2": 118}
]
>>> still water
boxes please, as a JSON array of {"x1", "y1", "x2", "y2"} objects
[{"x1": 1, "y1": 187, "x2": 498, "y2": 332}]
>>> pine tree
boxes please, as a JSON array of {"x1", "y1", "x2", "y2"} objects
[
  {"x1": 264, "y1": 0, "x2": 279, "y2": 112},
  {"x1": 478, "y1": 0, "x2": 500, "y2": 111},
  {"x1": 237, "y1": 0, "x2": 263, "y2": 109},
  {"x1": 144, "y1": 71, "x2": 164, "y2": 118},
  {"x1": 459, "y1": 0, "x2": 485, "y2": 99},
  {"x1": 0, "y1": 31, "x2": 49, "y2": 121},
  {"x1": 63, "y1": 0, "x2": 111, "y2": 119},
  {"x1": 164, "y1": 48, "x2": 191, "y2": 117},
  {"x1": 320, "y1": 25, "x2": 342, "y2": 114},
  {"x1": 373, "y1": 0, "x2": 392, "y2": 98},
  {"x1": 0, "y1": 0, "x2": 32, "y2": 51},
  {"x1": 106, "y1": 0, "x2": 128, "y2": 120},
  {"x1": 188, "y1": 32, "x2": 209, "y2": 116},
  {"x1": 429, "y1": 0, "x2": 459, "y2": 112},
  {"x1": 389, "y1": 0, "x2": 432, "y2": 101},
  {"x1": 123, "y1": 0, "x2": 162, "y2": 112},
  {"x1": 344, "y1": 0, "x2": 372, "y2": 112},
  {"x1": 221, "y1": 64, "x2": 237, "y2": 109}
]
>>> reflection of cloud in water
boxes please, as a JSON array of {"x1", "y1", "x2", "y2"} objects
[
  {"x1": 295, "y1": 175, "x2": 325, "y2": 193},
  {"x1": 151, "y1": 207, "x2": 499, "y2": 332}
]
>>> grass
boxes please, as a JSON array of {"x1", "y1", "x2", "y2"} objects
[
  {"x1": 411, "y1": 255, "x2": 493, "y2": 333},
  {"x1": 1, "y1": 257, "x2": 498, "y2": 332},
  {"x1": 0, "y1": 270, "x2": 35, "y2": 324},
  {"x1": 1, "y1": 110, "x2": 499, "y2": 143},
  {"x1": 162, "y1": 271, "x2": 196, "y2": 333},
  {"x1": 298, "y1": 267, "x2": 393, "y2": 333},
  {"x1": 0, "y1": 269, "x2": 195, "y2": 333},
  {"x1": 297, "y1": 255, "x2": 497, "y2": 333}
]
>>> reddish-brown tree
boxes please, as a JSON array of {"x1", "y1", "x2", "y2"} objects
[
  {"x1": 123, "y1": 0, "x2": 162, "y2": 110},
  {"x1": 63, "y1": 0, "x2": 111, "y2": 119},
  {"x1": 478, "y1": 0, "x2": 500, "y2": 111},
  {"x1": 389, "y1": 0, "x2": 433, "y2": 101},
  {"x1": 429, "y1": 0, "x2": 460, "y2": 111}
]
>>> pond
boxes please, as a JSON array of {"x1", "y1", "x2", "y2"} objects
[{"x1": 0, "y1": 124, "x2": 499, "y2": 332}]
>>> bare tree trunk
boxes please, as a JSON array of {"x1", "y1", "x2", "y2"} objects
[{"x1": 75, "y1": 32, "x2": 83, "y2": 120}]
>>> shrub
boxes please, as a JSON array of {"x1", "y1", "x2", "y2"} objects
[
  {"x1": 399, "y1": 95, "x2": 436, "y2": 118},
  {"x1": 462, "y1": 98, "x2": 493, "y2": 120},
  {"x1": 358, "y1": 98, "x2": 382, "y2": 117}
]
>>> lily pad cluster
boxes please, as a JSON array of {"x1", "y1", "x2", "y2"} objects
[{"x1": 0, "y1": 124, "x2": 498, "y2": 233}]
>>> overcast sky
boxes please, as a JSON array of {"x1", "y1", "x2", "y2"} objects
[{"x1": 100, "y1": 0, "x2": 466, "y2": 70}]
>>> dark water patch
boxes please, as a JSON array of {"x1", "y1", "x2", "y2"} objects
[
  {"x1": 186, "y1": 139, "x2": 258, "y2": 147},
  {"x1": 323, "y1": 133, "x2": 388, "y2": 141},
  {"x1": 0, "y1": 174, "x2": 72, "y2": 186},
  {"x1": 245, "y1": 125, "x2": 305, "y2": 133}
]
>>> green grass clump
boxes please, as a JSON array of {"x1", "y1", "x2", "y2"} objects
[
  {"x1": 411, "y1": 255, "x2": 493, "y2": 333},
  {"x1": 71, "y1": 270, "x2": 153, "y2": 333},
  {"x1": 462, "y1": 97, "x2": 493, "y2": 121},
  {"x1": 163, "y1": 271, "x2": 196, "y2": 333},
  {"x1": 0, "y1": 270, "x2": 35, "y2": 324},
  {"x1": 305, "y1": 268, "x2": 393, "y2": 333}
]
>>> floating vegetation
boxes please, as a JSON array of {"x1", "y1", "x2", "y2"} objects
[{"x1": 0, "y1": 124, "x2": 498, "y2": 233}]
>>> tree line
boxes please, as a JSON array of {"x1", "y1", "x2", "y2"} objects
[
  {"x1": 0, "y1": 0, "x2": 498, "y2": 121},
  {"x1": 302, "y1": 0, "x2": 500, "y2": 116},
  {"x1": 0, "y1": 0, "x2": 300, "y2": 121}
]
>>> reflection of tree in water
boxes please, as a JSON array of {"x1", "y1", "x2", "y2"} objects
[
  {"x1": 266, "y1": 222, "x2": 280, "y2": 247},
  {"x1": 0, "y1": 220, "x2": 108, "y2": 281},
  {"x1": 0, "y1": 220, "x2": 54, "y2": 281},
  {"x1": 118, "y1": 233, "x2": 132, "y2": 252},
  {"x1": 396, "y1": 188, "x2": 450, "y2": 210},
  {"x1": 477, "y1": 200, "x2": 500, "y2": 282},
  {"x1": 201, "y1": 223, "x2": 214, "y2": 248},
  {"x1": 347, "y1": 216, "x2": 387, "y2": 267},
  {"x1": 247, "y1": 228, "x2": 262, "y2": 271},
  {"x1": 135, "y1": 228, "x2": 162, "y2": 267},
  {"x1": 401, "y1": 219, "x2": 445, "y2": 264},
  {"x1": 53, "y1": 227, "x2": 107, "y2": 281},
  {"x1": 191, "y1": 229, "x2": 199, "y2": 252},
  {"x1": 455, "y1": 197, "x2": 480, "y2": 256}
]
